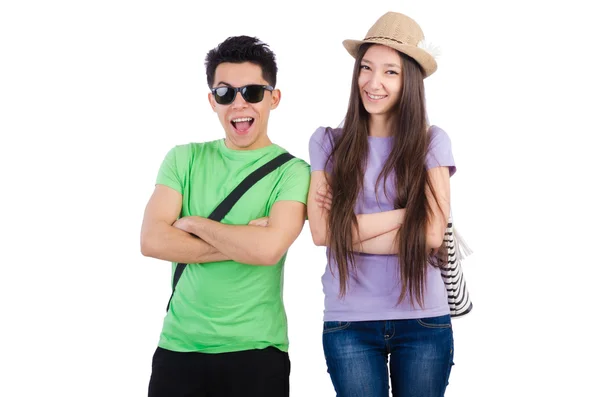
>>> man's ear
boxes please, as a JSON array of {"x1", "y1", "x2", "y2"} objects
[
  {"x1": 270, "y1": 88, "x2": 281, "y2": 110},
  {"x1": 208, "y1": 92, "x2": 217, "y2": 112}
]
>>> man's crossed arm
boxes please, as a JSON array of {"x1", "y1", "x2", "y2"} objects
[{"x1": 140, "y1": 185, "x2": 306, "y2": 266}]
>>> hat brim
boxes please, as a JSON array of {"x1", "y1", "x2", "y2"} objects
[{"x1": 342, "y1": 38, "x2": 437, "y2": 78}]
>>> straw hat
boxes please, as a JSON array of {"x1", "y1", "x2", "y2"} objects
[{"x1": 343, "y1": 12, "x2": 438, "y2": 78}]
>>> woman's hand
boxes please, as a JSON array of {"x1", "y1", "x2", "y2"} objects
[{"x1": 315, "y1": 183, "x2": 333, "y2": 211}]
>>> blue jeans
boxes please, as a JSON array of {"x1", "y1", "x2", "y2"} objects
[{"x1": 322, "y1": 315, "x2": 454, "y2": 397}]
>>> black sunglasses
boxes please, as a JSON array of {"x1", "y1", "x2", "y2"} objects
[{"x1": 211, "y1": 84, "x2": 274, "y2": 105}]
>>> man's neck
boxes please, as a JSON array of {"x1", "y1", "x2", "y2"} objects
[{"x1": 224, "y1": 135, "x2": 273, "y2": 151}]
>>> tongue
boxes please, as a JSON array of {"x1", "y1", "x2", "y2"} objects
[{"x1": 235, "y1": 121, "x2": 252, "y2": 132}]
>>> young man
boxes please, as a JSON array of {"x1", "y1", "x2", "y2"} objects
[{"x1": 141, "y1": 35, "x2": 310, "y2": 397}]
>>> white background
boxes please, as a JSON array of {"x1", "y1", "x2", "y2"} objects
[{"x1": 1, "y1": 0, "x2": 599, "y2": 396}]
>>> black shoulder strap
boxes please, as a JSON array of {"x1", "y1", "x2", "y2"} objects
[
  {"x1": 166, "y1": 152, "x2": 295, "y2": 311},
  {"x1": 207, "y1": 152, "x2": 294, "y2": 222}
]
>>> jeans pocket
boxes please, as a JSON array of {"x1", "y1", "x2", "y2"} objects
[
  {"x1": 323, "y1": 321, "x2": 351, "y2": 334},
  {"x1": 416, "y1": 315, "x2": 452, "y2": 329}
]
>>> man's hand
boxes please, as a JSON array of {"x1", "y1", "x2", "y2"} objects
[
  {"x1": 173, "y1": 216, "x2": 197, "y2": 234},
  {"x1": 248, "y1": 217, "x2": 269, "y2": 227}
]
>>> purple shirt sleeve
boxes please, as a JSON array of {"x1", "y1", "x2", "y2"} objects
[
  {"x1": 308, "y1": 126, "x2": 335, "y2": 173},
  {"x1": 425, "y1": 126, "x2": 456, "y2": 176}
]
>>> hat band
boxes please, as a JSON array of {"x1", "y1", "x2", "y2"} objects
[{"x1": 364, "y1": 36, "x2": 406, "y2": 45}]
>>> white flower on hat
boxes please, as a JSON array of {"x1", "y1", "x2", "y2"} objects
[{"x1": 417, "y1": 39, "x2": 442, "y2": 59}]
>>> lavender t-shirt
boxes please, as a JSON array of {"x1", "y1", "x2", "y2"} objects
[{"x1": 308, "y1": 125, "x2": 456, "y2": 321}]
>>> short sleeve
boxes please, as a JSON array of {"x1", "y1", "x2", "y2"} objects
[
  {"x1": 156, "y1": 145, "x2": 188, "y2": 193},
  {"x1": 274, "y1": 159, "x2": 311, "y2": 204},
  {"x1": 308, "y1": 127, "x2": 335, "y2": 173},
  {"x1": 426, "y1": 126, "x2": 456, "y2": 176}
]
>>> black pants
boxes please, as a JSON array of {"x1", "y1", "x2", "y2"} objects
[{"x1": 148, "y1": 346, "x2": 290, "y2": 397}]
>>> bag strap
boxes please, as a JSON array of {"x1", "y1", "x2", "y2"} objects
[{"x1": 166, "y1": 152, "x2": 295, "y2": 311}]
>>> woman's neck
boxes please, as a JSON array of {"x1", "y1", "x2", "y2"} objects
[{"x1": 368, "y1": 114, "x2": 393, "y2": 137}]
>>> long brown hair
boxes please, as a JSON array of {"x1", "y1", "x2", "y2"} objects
[{"x1": 326, "y1": 43, "x2": 445, "y2": 307}]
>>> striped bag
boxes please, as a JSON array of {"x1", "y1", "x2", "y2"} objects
[{"x1": 442, "y1": 220, "x2": 473, "y2": 317}]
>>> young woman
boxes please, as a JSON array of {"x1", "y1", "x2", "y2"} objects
[{"x1": 308, "y1": 12, "x2": 457, "y2": 397}]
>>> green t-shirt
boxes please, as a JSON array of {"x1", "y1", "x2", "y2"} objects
[{"x1": 155, "y1": 139, "x2": 310, "y2": 353}]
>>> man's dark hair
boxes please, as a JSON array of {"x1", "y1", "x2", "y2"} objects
[{"x1": 205, "y1": 35, "x2": 278, "y2": 88}]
